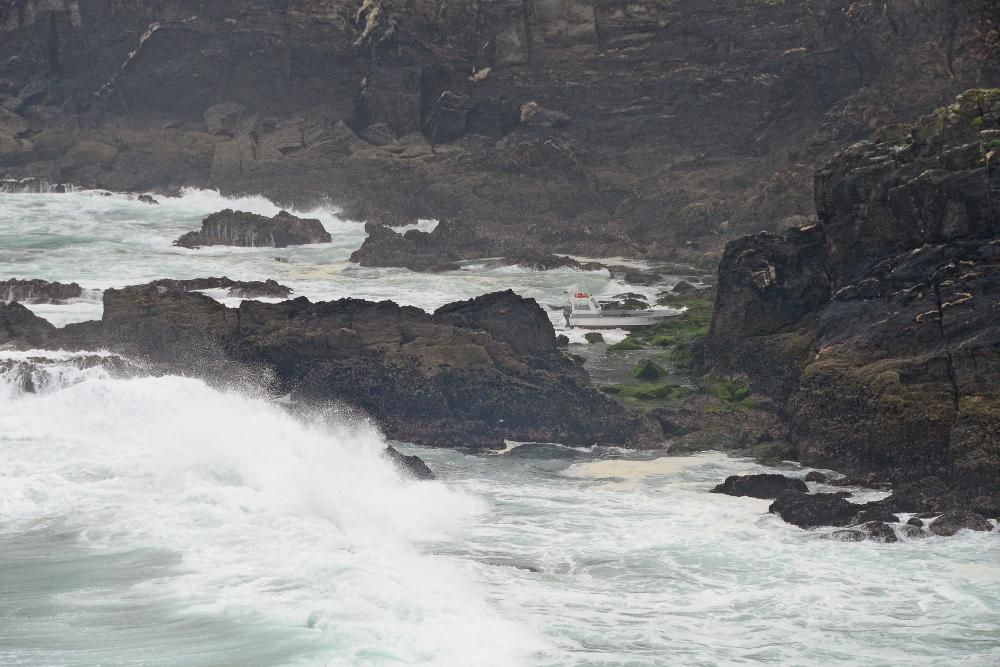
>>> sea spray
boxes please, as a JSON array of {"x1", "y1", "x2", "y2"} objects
[{"x1": 0, "y1": 370, "x2": 545, "y2": 665}]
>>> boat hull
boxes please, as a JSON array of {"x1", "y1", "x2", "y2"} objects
[{"x1": 567, "y1": 311, "x2": 675, "y2": 329}]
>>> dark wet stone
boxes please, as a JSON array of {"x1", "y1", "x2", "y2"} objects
[
  {"x1": 929, "y1": 510, "x2": 992, "y2": 537},
  {"x1": 712, "y1": 474, "x2": 808, "y2": 500},
  {"x1": 384, "y1": 445, "x2": 435, "y2": 480},
  {"x1": 804, "y1": 471, "x2": 828, "y2": 483}
]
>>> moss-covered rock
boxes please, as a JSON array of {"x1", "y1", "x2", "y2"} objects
[
  {"x1": 584, "y1": 332, "x2": 605, "y2": 344},
  {"x1": 629, "y1": 359, "x2": 667, "y2": 381}
]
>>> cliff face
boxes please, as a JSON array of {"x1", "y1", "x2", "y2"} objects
[
  {"x1": 2, "y1": 1, "x2": 998, "y2": 259},
  {"x1": 700, "y1": 89, "x2": 999, "y2": 512}
]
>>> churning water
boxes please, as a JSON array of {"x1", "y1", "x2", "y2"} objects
[{"x1": 0, "y1": 192, "x2": 998, "y2": 666}]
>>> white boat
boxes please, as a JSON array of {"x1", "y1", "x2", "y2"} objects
[{"x1": 562, "y1": 290, "x2": 677, "y2": 329}]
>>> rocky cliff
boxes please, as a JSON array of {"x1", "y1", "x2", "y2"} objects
[
  {"x1": 1, "y1": 1, "x2": 998, "y2": 260},
  {"x1": 0, "y1": 285, "x2": 662, "y2": 449},
  {"x1": 699, "y1": 89, "x2": 1000, "y2": 515}
]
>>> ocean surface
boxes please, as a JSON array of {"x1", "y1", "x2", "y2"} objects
[{"x1": 1, "y1": 190, "x2": 998, "y2": 666}]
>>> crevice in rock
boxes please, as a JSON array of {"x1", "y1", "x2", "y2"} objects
[{"x1": 930, "y1": 275, "x2": 961, "y2": 413}]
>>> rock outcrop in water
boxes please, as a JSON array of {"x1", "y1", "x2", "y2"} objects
[
  {"x1": 1, "y1": 278, "x2": 84, "y2": 303},
  {"x1": 146, "y1": 277, "x2": 293, "y2": 299},
  {"x1": 174, "y1": 209, "x2": 331, "y2": 248},
  {"x1": 1, "y1": 1, "x2": 996, "y2": 261},
  {"x1": 0, "y1": 285, "x2": 662, "y2": 450},
  {"x1": 700, "y1": 89, "x2": 1000, "y2": 522}
]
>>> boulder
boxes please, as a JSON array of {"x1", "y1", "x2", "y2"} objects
[
  {"x1": 174, "y1": 209, "x2": 332, "y2": 248},
  {"x1": 712, "y1": 473, "x2": 808, "y2": 499},
  {"x1": 928, "y1": 510, "x2": 993, "y2": 537},
  {"x1": 768, "y1": 490, "x2": 857, "y2": 528},
  {"x1": 804, "y1": 471, "x2": 828, "y2": 483}
]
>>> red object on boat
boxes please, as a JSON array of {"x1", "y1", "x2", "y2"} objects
[{"x1": 574, "y1": 292, "x2": 589, "y2": 298}]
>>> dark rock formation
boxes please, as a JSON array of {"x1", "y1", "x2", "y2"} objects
[
  {"x1": 928, "y1": 510, "x2": 993, "y2": 536},
  {"x1": 1, "y1": 278, "x2": 84, "y2": 303},
  {"x1": 137, "y1": 194, "x2": 158, "y2": 205},
  {"x1": 175, "y1": 210, "x2": 331, "y2": 248},
  {"x1": 701, "y1": 90, "x2": 1000, "y2": 519},
  {"x1": 384, "y1": 445, "x2": 434, "y2": 480},
  {"x1": 146, "y1": 277, "x2": 292, "y2": 299},
  {"x1": 0, "y1": 301, "x2": 56, "y2": 346},
  {"x1": 768, "y1": 490, "x2": 858, "y2": 528},
  {"x1": 711, "y1": 473, "x2": 808, "y2": 499},
  {"x1": 2, "y1": 1, "x2": 996, "y2": 261},
  {"x1": 349, "y1": 221, "x2": 475, "y2": 272},
  {"x1": 0, "y1": 284, "x2": 662, "y2": 450},
  {"x1": 832, "y1": 521, "x2": 898, "y2": 543},
  {"x1": 804, "y1": 471, "x2": 828, "y2": 483}
]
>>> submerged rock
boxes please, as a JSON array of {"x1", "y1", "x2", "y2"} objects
[
  {"x1": 175, "y1": 209, "x2": 331, "y2": 248},
  {"x1": 147, "y1": 277, "x2": 292, "y2": 299},
  {"x1": 384, "y1": 445, "x2": 434, "y2": 480},
  {"x1": 832, "y1": 521, "x2": 898, "y2": 543},
  {"x1": 712, "y1": 474, "x2": 808, "y2": 499},
  {"x1": 928, "y1": 510, "x2": 993, "y2": 537}
]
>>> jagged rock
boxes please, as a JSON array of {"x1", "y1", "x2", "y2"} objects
[
  {"x1": 384, "y1": 445, "x2": 434, "y2": 480},
  {"x1": 906, "y1": 516, "x2": 924, "y2": 527},
  {"x1": 349, "y1": 220, "x2": 482, "y2": 272},
  {"x1": 852, "y1": 507, "x2": 900, "y2": 525},
  {"x1": 768, "y1": 490, "x2": 857, "y2": 528},
  {"x1": 712, "y1": 474, "x2": 808, "y2": 499},
  {"x1": 700, "y1": 91, "x2": 1000, "y2": 517},
  {"x1": 174, "y1": 209, "x2": 331, "y2": 248},
  {"x1": 1, "y1": 285, "x2": 662, "y2": 450},
  {"x1": 928, "y1": 510, "x2": 993, "y2": 537},
  {"x1": 1, "y1": 278, "x2": 83, "y2": 303},
  {"x1": 137, "y1": 194, "x2": 159, "y2": 205}
]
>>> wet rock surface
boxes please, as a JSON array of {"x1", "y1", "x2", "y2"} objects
[
  {"x1": 928, "y1": 510, "x2": 993, "y2": 537},
  {"x1": 701, "y1": 90, "x2": 1000, "y2": 521},
  {"x1": 0, "y1": 284, "x2": 662, "y2": 451},
  {"x1": 147, "y1": 277, "x2": 293, "y2": 299},
  {"x1": 711, "y1": 474, "x2": 808, "y2": 499},
  {"x1": 384, "y1": 445, "x2": 434, "y2": 480},
  {"x1": 1, "y1": 278, "x2": 84, "y2": 303},
  {"x1": 768, "y1": 490, "x2": 858, "y2": 528},
  {"x1": 175, "y1": 209, "x2": 331, "y2": 248}
]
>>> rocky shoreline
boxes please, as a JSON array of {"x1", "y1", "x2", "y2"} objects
[{"x1": 695, "y1": 90, "x2": 1000, "y2": 530}]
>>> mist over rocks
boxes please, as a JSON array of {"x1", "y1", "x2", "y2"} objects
[
  {"x1": 0, "y1": 283, "x2": 663, "y2": 451},
  {"x1": 175, "y1": 209, "x2": 331, "y2": 248}
]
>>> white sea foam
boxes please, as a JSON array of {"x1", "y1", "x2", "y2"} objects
[{"x1": 0, "y1": 372, "x2": 544, "y2": 665}]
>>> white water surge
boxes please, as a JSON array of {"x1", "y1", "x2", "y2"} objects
[{"x1": 1, "y1": 192, "x2": 998, "y2": 665}]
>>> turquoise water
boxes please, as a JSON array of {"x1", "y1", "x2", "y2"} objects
[{"x1": 0, "y1": 192, "x2": 998, "y2": 666}]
